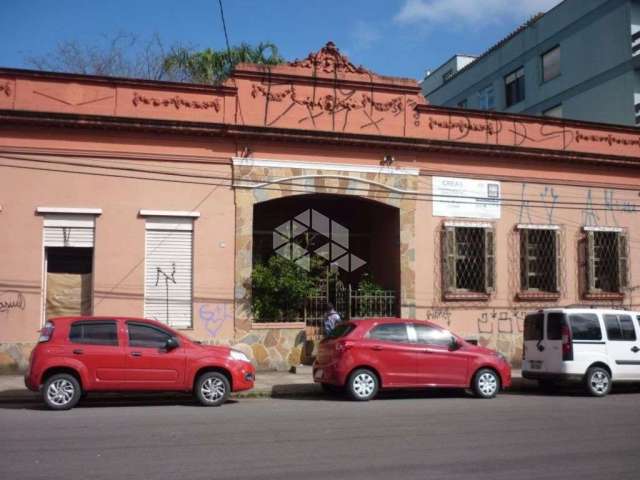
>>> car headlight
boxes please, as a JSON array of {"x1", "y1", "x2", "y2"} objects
[{"x1": 230, "y1": 350, "x2": 250, "y2": 363}]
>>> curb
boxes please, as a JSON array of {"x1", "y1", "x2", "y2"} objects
[{"x1": 0, "y1": 379, "x2": 536, "y2": 404}]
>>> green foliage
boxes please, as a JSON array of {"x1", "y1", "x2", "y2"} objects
[
  {"x1": 357, "y1": 274, "x2": 385, "y2": 295},
  {"x1": 355, "y1": 274, "x2": 394, "y2": 318},
  {"x1": 251, "y1": 256, "x2": 315, "y2": 322},
  {"x1": 162, "y1": 41, "x2": 284, "y2": 84}
]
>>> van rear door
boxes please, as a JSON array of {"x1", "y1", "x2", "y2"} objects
[
  {"x1": 545, "y1": 312, "x2": 567, "y2": 372},
  {"x1": 523, "y1": 313, "x2": 545, "y2": 372}
]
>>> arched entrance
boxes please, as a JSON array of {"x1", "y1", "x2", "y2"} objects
[
  {"x1": 233, "y1": 158, "x2": 419, "y2": 339},
  {"x1": 252, "y1": 194, "x2": 401, "y2": 332}
]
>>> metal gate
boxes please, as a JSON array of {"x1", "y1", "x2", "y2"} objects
[{"x1": 303, "y1": 280, "x2": 396, "y2": 339}]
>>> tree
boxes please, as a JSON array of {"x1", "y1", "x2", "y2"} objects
[
  {"x1": 250, "y1": 256, "x2": 315, "y2": 322},
  {"x1": 25, "y1": 34, "x2": 284, "y2": 84},
  {"x1": 25, "y1": 32, "x2": 184, "y2": 81},
  {"x1": 162, "y1": 42, "x2": 284, "y2": 84}
]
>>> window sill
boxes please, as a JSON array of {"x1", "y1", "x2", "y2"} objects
[
  {"x1": 443, "y1": 292, "x2": 490, "y2": 301},
  {"x1": 517, "y1": 291, "x2": 560, "y2": 301},
  {"x1": 583, "y1": 292, "x2": 625, "y2": 301},
  {"x1": 251, "y1": 322, "x2": 306, "y2": 329}
]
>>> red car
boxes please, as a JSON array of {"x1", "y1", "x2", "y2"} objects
[
  {"x1": 25, "y1": 316, "x2": 255, "y2": 410},
  {"x1": 313, "y1": 318, "x2": 511, "y2": 401}
]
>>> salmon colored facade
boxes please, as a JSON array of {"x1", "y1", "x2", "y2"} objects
[{"x1": 1, "y1": 43, "x2": 639, "y2": 371}]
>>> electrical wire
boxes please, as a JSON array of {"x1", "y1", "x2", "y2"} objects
[{"x1": 1, "y1": 154, "x2": 638, "y2": 211}]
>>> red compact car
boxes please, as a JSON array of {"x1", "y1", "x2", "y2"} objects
[
  {"x1": 313, "y1": 318, "x2": 511, "y2": 401},
  {"x1": 25, "y1": 316, "x2": 255, "y2": 410}
]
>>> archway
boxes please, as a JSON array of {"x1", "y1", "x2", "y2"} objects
[
  {"x1": 252, "y1": 194, "x2": 401, "y2": 330},
  {"x1": 232, "y1": 158, "x2": 418, "y2": 343}
]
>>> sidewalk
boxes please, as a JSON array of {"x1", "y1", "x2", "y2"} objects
[{"x1": 0, "y1": 367, "x2": 528, "y2": 403}]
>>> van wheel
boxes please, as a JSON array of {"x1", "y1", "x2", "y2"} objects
[
  {"x1": 472, "y1": 369, "x2": 500, "y2": 399},
  {"x1": 195, "y1": 372, "x2": 230, "y2": 407},
  {"x1": 347, "y1": 369, "x2": 378, "y2": 401},
  {"x1": 585, "y1": 366, "x2": 611, "y2": 397},
  {"x1": 43, "y1": 373, "x2": 81, "y2": 410}
]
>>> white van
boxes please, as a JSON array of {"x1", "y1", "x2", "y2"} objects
[{"x1": 522, "y1": 308, "x2": 640, "y2": 396}]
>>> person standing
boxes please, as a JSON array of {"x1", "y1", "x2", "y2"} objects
[{"x1": 324, "y1": 303, "x2": 342, "y2": 337}]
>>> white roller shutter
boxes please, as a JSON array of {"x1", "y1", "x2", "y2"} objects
[
  {"x1": 144, "y1": 217, "x2": 193, "y2": 328},
  {"x1": 43, "y1": 214, "x2": 95, "y2": 247}
]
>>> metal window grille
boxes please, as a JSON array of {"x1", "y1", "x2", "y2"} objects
[
  {"x1": 520, "y1": 229, "x2": 559, "y2": 292},
  {"x1": 586, "y1": 231, "x2": 628, "y2": 293},
  {"x1": 442, "y1": 226, "x2": 495, "y2": 293}
]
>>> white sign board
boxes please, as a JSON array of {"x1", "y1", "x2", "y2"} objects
[{"x1": 432, "y1": 176, "x2": 501, "y2": 220}]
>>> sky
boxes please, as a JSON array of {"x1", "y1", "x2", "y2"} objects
[{"x1": 0, "y1": 0, "x2": 564, "y2": 80}]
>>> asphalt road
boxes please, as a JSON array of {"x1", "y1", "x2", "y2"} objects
[{"x1": 1, "y1": 387, "x2": 640, "y2": 480}]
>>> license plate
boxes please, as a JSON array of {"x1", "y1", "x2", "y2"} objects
[
  {"x1": 314, "y1": 369, "x2": 323, "y2": 380},
  {"x1": 529, "y1": 360, "x2": 543, "y2": 370}
]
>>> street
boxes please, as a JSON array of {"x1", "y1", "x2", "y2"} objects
[{"x1": 1, "y1": 387, "x2": 640, "y2": 480}]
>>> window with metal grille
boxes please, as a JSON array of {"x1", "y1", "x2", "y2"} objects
[
  {"x1": 519, "y1": 228, "x2": 559, "y2": 293},
  {"x1": 442, "y1": 226, "x2": 495, "y2": 295},
  {"x1": 585, "y1": 230, "x2": 628, "y2": 294},
  {"x1": 505, "y1": 67, "x2": 525, "y2": 107}
]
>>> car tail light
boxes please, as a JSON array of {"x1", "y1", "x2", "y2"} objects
[
  {"x1": 561, "y1": 320, "x2": 573, "y2": 361},
  {"x1": 335, "y1": 341, "x2": 352, "y2": 354},
  {"x1": 38, "y1": 321, "x2": 54, "y2": 343}
]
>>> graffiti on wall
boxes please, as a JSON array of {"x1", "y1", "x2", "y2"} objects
[
  {"x1": 518, "y1": 184, "x2": 638, "y2": 227},
  {"x1": 476, "y1": 309, "x2": 526, "y2": 335},
  {"x1": 0, "y1": 291, "x2": 26, "y2": 314},
  {"x1": 425, "y1": 308, "x2": 451, "y2": 326},
  {"x1": 198, "y1": 303, "x2": 233, "y2": 338},
  {"x1": 422, "y1": 113, "x2": 640, "y2": 152},
  {"x1": 519, "y1": 182, "x2": 560, "y2": 224}
]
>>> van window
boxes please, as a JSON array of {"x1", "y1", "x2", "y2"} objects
[
  {"x1": 619, "y1": 315, "x2": 637, "y2": 341},
  {"x1": 569, "y1": 314, "x2": 602, "y2": 341},
  {"x1": 524, "y1": 313, "x2": 543, "y2": 341},
  {"x1": 546, "y1": 312, "x2": 565, "y2": 340},
  {"x1": 604, "y1": 315, "x2": 637, "y2": 341}
]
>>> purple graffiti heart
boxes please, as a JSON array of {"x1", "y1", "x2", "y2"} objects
[{"x1": 199, "y1": 304, "x2": 230, "y2": 337}]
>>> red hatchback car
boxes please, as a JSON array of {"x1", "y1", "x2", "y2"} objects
[
  {"x1": 313, "y1": 318, "x2": 511, "y2": 401},
  {"x1": 25, "y1": 316, "x2": 255, "y2": 410}
]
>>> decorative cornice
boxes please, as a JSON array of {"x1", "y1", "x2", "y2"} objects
[
  {"x1": 0, "y1": 81, "x2": 11, "y2": 97},
  {"x1": 288, "y1": 42, "x2": 370, "y2": 75},
  {"x1": 0, "y1": 67, "x2": 237, "y2": 96},
  {"x1": 2, "y1": 109, "x2": 640, "y2": 169},
  {"x1": 250, "y1": 83, "x2": 403, "y2": 115},
  {"x1": 132, "y1": 92, "x2": 220, "y2": 112}
]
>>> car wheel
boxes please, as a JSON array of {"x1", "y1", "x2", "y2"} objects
[
  {"x1": 196, "y1": 372, "x2": 230, "y2": 407},
  {"x1": 43, "y1": 373, "x2": 81, "y2": 410},
  {"x1": 321, "y1": 383, "x2": 343, "y2": 395},
  {"x1": 585, "y1": 366, "x2": 611, "y2": 397},
  {"x1": 472, "y1": 368, "x2": 500, "y2": 399},
  {"x1": 347, "y1": 369, "x2": 378, "y2": 401}
]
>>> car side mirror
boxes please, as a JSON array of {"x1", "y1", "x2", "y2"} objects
[
  {"x1": 165, "y1": 337, "x2": 179, "y2": 350},
  {"x1": 449, "y1": 336, "x2": 461, "y2": 351}
]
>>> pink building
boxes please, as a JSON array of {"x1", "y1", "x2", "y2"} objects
[{"x1": 1, "y1": 43, "x2": 638, "y2": 371}]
